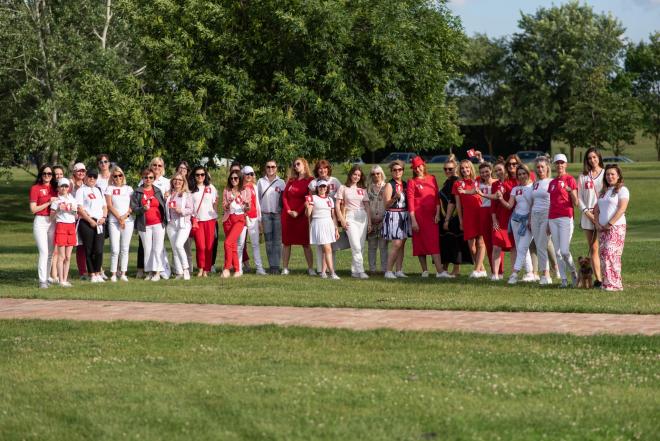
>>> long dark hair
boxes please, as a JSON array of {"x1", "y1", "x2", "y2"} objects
[
  {"x1": 190, "y1": 166, "x2": 211, "y2": 192},
  {"x1": 344, "y1": 165, "x2": 366, "y2": 188},
  {"x1": 227, "y1": 170, "x2": 244, "y2": 191},
  {"x1": 35, "y1": 164, "x2": 57, "y2": 193},
  {"x1": 601, "y1": 164, "x2": 624, "y2": 196},
  {"x1": 582, "y1": 147, "x2": 604, "y2": 176}
]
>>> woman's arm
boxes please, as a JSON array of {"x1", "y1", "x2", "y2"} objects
[
  {"x1": 383, "y1": 183, "x2": 396, "y2": 208},
  {"x1": 455, "y1": 197, "x2": 463, "y2": 230}
]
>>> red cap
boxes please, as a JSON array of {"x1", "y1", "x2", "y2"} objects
[{"x1": 411, "y1": 156, "x2": 425, "y2": 169}]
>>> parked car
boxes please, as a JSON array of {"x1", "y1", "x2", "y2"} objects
[
  {"x1": 603, "y1": 156, "x2": 634, "y2": 164},
  {"x1": 468, "y1": 154, "x2": 496, "y2": 164},
  {"x1": 429, "y1": 155, "x2": 450, "y2": 164},
  {"x1": 381, "y1": 152, "x2": 417, "y2": 164},
  {"x1": 516, "y1": 150, "x2": 547, "y2": 163}
]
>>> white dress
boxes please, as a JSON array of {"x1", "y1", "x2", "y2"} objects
[{"x1": 309, "y1": 195, "x2": 336, "y2": 245}]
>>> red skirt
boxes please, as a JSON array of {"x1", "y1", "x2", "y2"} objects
[
  {"x1": 281, "y1": 211, "x2": 310, "y2": 246},
  {"x1": 462, "y1": 205, "x2": 481, "y2": 241},
  {"x1": 55, "y1": 222, "x2": 77, "y2": 246}
]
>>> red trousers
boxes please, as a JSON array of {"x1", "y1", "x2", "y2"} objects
[
  {"x1": 223, "y1": 214, "x2": 246, "y2": 271},
  {"x1": 193, "y1": 219, "x2": 216, "y2": 272}
]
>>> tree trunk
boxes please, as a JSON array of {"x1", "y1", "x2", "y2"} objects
[
  {"x1": 656, "y1": 133, "x2": 660, "y2": 161},
  {"x1": 570, "y1": 144, "x2": 576, "y2": 163}
]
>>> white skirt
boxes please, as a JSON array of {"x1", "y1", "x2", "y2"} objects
[{"x1": 310, "y1": 217, "x2": 336, "y2": 245}]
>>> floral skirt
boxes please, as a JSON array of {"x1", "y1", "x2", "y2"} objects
[{"x1": 599, "y1": 224, "x2": 626, "y2": 291}]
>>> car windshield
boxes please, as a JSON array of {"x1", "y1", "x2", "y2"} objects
[{"x1": 518, "y1": 152, "x2": 538, "y2": 160}]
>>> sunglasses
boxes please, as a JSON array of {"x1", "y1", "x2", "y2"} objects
[
  {"x1": 195, "y1": 173, "x2": 206, "y2": 177},
  {"x1": 392, "y1": 168, "x2": 403, "y2": 172},
  {"x1": 266, "y1": 165, "x2": 277, "y2": 169},
  {"x1": 152, "y1": 164, "x2": 163, "y2": 168},
  {"x1": 294, "y1": 162, "x2": 302, "y2": 166},
  {"x1": 230, "y1": 176, "x2": 240, "y2": 180},
  {"x1": 42, "y1": 172, "x2": 53, "y2": 176},
  {"x1": 444, "y1": 167, "x2": 454, "y2": 172},
  {"x1": 113, "y1": 174, "x2": 123, "y2": 178},
  {"x1": 98, "y1": 160, "x2": 109, "y2": 164},
  {"x1": 59, "y1": 184, "x2": 69, "y2": 188},
  {"x1": 507, "y1": 162, "x2": 518, "y2": 167},
  {"x1": 555, "y1": 161, "x2": 566, "y2": 165},
  {"x1": 143, "y1": 176, "x2": 155, "y2": 180},
  {"x1": 87, "y1": 176, "x2": 97, "y2": 179},
  {"x1": 171, "y1": 178, "x2": 183, "y2": 182},
  {"x1": 245, "y1": 172, "x2": 255, "y2": 176}
]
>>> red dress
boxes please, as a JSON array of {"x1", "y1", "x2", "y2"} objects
[
  {"x1": 491, "y1": 180, "x2": 513, "y2": 250},
  {"x1": 452, "y1": 178, "x2": 482, "y2": 240},
  {"x1": 407, "y1": 175, "x2": 440, "y2": 256},
  {"x1": 282, "y1": 177, "x2": 313, "y2": 245}
]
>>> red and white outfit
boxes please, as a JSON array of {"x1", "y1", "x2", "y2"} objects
[
  {"x1": 597, "y1": 186, "x2": 629, "y2": 291},
  {"x1": 548, "y1": 174, "x2": 578, "y2": 281},
  {"x1": 222, "y1": 189, "x2": 249, "y2": 272},
  {"x1": 510, "y1": 183, "x2": 534, "y2": 272},
  {"x1": 30, "y1": 183, "x2": 56, "y2": 285},
  {"x1": 336, "y1": 185, "x2": 369, "y2": 274},
  {"x1": 491, "y1": 180, "x2": 513, "y2": 250},
  {"x1": 578, "y1": 170, "x2": 604, "y2": 230},
  {"x1": 105, "y1": 185, "x2": 134, "y2": 275},
  {"x1": 238, "y1": 182, "x2": 264, "y2": 273},
  {"x1": 191, "y1": 184, "x2": 218, "y2": 272},
  {"x1": 408, "y1": 175, "x2": 440, "y2": 255},
  {"x1": 51, "y1": 195, "x2": 78, "y2": 246},
  {"x1": 310, "y1": 176, "x2": 342, "y2": 272},
  {"x1": 166, "y1": 192, "x2": 194, "y2": 275},
  {"x1": 309, "y1": 195, "x2": 336, "y2": 245},
  {"x1": 452, "y1": 178, "x2": 481, "y2": 241},
  {"x1": 478, "y1": 177, "x2": 500, "y2": 273},
  {"x1": 530, "y1": 178, "x2": 552, "y2": 273}
]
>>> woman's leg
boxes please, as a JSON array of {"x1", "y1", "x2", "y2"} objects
[
  {"x1": 492, "y1": 246, "x2": 502, "y2": 277},
  {"x1": 62, "y1": 246, "x2": 72, "y2": 283},
  {"x1": 91, "y1": 229, "x2": 105, "y2": 274},
  {"x1": 345, "y1": 212, "x2": 367, "y2": 274},
  {"x1": 282, "y1": 245, "x2": 291, "y2": 269},
  {"x1": 584, "y1": 229, "x2": 602, "y2": 283},
  {"x1": 302, "y1": 245, "x2": 314, "y2": 270},
  {"x1": 167, "y1": 225, "x2": 182, "y2": 275},
  {"x1": 194, "y1": 221, "x2": 209, "y2": 274},
  {"x1": 379, "y1": 237, "x2": 388, "y2": 272},
  {"x1": 150, "y1": 224, "x2": 165, "y2": 276},
  {"x1": 247, "y1": 221, "x2": 264, "y2": 272},
  {"x1": 431, "y1": 253, "x2": 443, "y2": 273},
  {"x1": 367, "y1": 234, "x2": 378, "y2": 272},
  {"x1": 387, "y1": 240, "x2": 401, "y2": 272},
  {"x1": 323, "y1": 244, "x2": 334, "y2": 274},
  {"x1": 138, "y1": 230, "x2": 153, "y2": 273},
  {"x1": 56, "y1": 245, "x2": 65, "y2": 283},
  {"x1": 33, "y1": 217, "x2": 53, "y2": 285},
  {"x1": 109, "y1": 221, "x2": 121, "y2": 275},
  {"x1": 475, "y1": 236, "x2": 486, "y2": 272},
  {"x1": 418, "y1": 256, "x2": 428, "y2": 272},
  {"x1": 120, "y1": 221, "x2": 134, "y2": 275},
  {"x1": 396, "y1": 239, "x2": 406, "y2": 272}
]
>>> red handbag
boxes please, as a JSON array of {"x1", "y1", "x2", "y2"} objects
[{"x1": 191, "y1": 188, "x2": 207, "y2": 232}]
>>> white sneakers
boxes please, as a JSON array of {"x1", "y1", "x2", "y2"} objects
[
  {"x1": 150, "y1": 273, "x2": 161, "y2": 282},
  {"x1": 421, "y1": 271, "x2": 429, "y2": 278},
  {"x1": 307, "y1": 268, "x2": 316, "y2": 276},
  {"x1": 539, "y1": 276, "x2": 552, "y2": 285},
  {"x1": 281, "y1": 268, "x2": 290, "y2": 275},
  {"x1": 394, "y1": 271, "x2": 408, "y2": 278},
  {"x1": 120, "y1": 275, "x2": 129, "y2": 282},
  {"x1": 384, "y1": 271, "x2": 397, "y2": 279},
  {"x1": 90, "y1": 275, "x2": 105, "y2": 283},
  {"x1": 330, "y1": 273, "x2": 341, "y2": 280},
  {"x1": 352, "y1": 272, "x2": 369, "y2": 279},
  {"x1": 469, "y1": 270, "x2": 488, "y2": 279},
  {"x1": 183, "y1": 269, "x2": 191, "y2": 281},
  {"x1": 508, "y1": 273, "x2": 518, "y2": 285},
  {"x1": 60, "y1": 281, "x2": 72, "y2": 288},
  {"x1": 110, "y1": 275, "x2": 118, "y2": 282},
  {"x1": 490, "y1": 274, "x2": 502, "y2": 281},
  {"x1": 256, "y1": 268, "x2": 267, "y2": 276},
  {"x1": 436, "y1": 271, "x2": 454, "y2": 279},
  {"x1": 521, "y1": 272, "x2": 536, "y2": 283}
]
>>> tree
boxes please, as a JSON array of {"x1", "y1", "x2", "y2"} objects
[
  {"x1": 448, "y1": 34, "x2": 509, "y2": 156},
  {"x1": 508, "y1": 1, "x2": 626, "y2": 161},
  {"x1": 626, "y1": 33, "x2": 660, "y2": 161}
]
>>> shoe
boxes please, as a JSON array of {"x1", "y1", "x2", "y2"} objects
[
  {"x1": 358, "y1": 272, "x2": 369, "y2": 279},
  {"x1": 135, "y1": 270, "x2": 145, "y2": 280},
  {"x1": 394, "y1": 271, "x2": 407, "y2": 278},
  {"x1": 330, "y1": 273, "x2": 341, "y2": 280},
  {"x1": 320, "y1": 272, "x2": 328, "y2": 279},
  {"x1": 570, "y1": 271, "x2": 578, "y2": 288},
  {"x1": 421, "y1": 271, "x2": 429, "y2": 278},
  {"x1": 80, "y1": 274, "x2": 90, "y2": 281},
  {"x1": 521, "y1": 273, "x2": 536, "y2": 282},
  {"x1": 110, "y1": 275, "x2": 118, "y2": 282},
  {"x1": 211, "y1": 265, "x2": 217, "y2": 273},
  {"x1": 594, "y1": 280, "x2": 602, "y2": 288},
  {"x1": 120, "y1": 275, "x2": 129, "y2": 282},
  {"x1": 560, "y1": 279, "x2": 568, "y2": 288},
  {"x1": 183, "y1": 270, "x2": 191, "y2": 281},
  {"x1": 436, "y1": 271, "x2": 452, "y2": 279},
  {"x1": 243, "y1": 263, "x2": 251, "y2": 273},
  {"x1": 60, "y1": 281, "x2": 72, "y2": 288},
  {"x1": 256, "y1": 268, "x2": 267, "y2": 276},
  {"x1": 221, "y1": 269, "x2": 230, "y2": 278},
  {"x1": 39, "y1": 282, "x2": 49, "y2": 289},
  {"x1": 555, "y1": 270, "x2": 562, "y2": 280},
  {"x1": 384, "y1": 271, "x2": 397, "y2": 279},
  {"x1": 270, "y1": 268, "x2": 281, "y2": 275},
  {"x1": 90, "y1": 275, "x2": 100, "y2": 283},
  {"x1": 307, "y1": 268, "x2": 316, "y2": 276},
  {"x1": 508, "y1": 273, "x2": 518, "y2": 285},
  {"x1": 539, "y1": 276, "x2": 552, "y2": 285},
  {"x1": 281, "y1": 268, "x2": 290, "y2": 275},
  {"x1": 174, "y1": 274, "x2": 184, "y2": 280},
  {"x1": 151, "y1": 273, "x2": 161, "y2": 282},
  {"x1": 161, "y1": 272, "x2": 170, "y2": 280},
  {"x1": 144, "y1": 274, "x2": 152, "y2": 281},
  {"x1": 534, "y1": 274, "x2": 541, "y2": 282},
  {"x1": 490, "y1": 274, "x2": 501, "y2": 281},
  {"x1": 469, "y1": 270, "x2": 479, "y2": 278},
  {"x1": 48, "y1": 277, "x2": 58, "y2": 284},
  {"x1": 101, "y1": 272, "x2": 109, "y2": 281},
  {"x1": 233, "y1": 271, "x2": 243, "y2": 278}
]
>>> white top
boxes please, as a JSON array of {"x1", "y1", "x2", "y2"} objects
[
  {"x1": 225, "y1": 190, "x2": 247, "y2": 215},
  {"x1": 96, "y1": 175, "x2": 111, "y2": 194},
  {"x1": 531, "y1": 178, "x2": 552, "y2": 213},
  {"x1": 75, "y1": 185, "x2": 106, "y2": 219},
  {"x1": 50, "y1": 194, "x2": 78, "y2": 223},
  {"x1": 478, "y1": 179, "x2": 492, "y2": 208},
  {"x1": 166, "y1": 192, "x2": 194, "y2": 227},
  {"x1": 597, "y1": 186, "x2": 629, "y2": 226},
  {"x1": 310, "y1": 195, "x2": 335, "y2": 219},
  {"x1": 105, "y1": 185, "x2": 134, "y2": 222},
  {"x1": 309, "y1": 176, "x2": 342, "y2": 199},
  {"x1": 336, "y1": 185, "x2": 368, "y2": 212},
  {"x1": 512, "y1": 184, "x2": 533, "y2": 215},
  {"x1": 191, "y1": 185, "x2": 218, "y2": 221},
  {"x1": 257, "y1": 176, "x2": 285, "y2": 214},
  {"x1": 578, "y1": 170, "x2": 604, "y2": 212}
]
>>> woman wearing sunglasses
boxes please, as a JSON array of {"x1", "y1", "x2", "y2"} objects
[
  {"x1": 281, "y1": 158, "x2": 314, "y2": 275},
  {"x1": 190, "y1": 165, "x2": 218, "y2": 277},
  {"x1": 131, "y1": 168, "x2": 167, "y2": 281},
  {"x1": 30, "y1": 164, "x2": 58, "y2": 288},
  {"x1": 382, "y1": 160, "x2": 411, "y2": 279},
  {"x1": 222, "y1": 171, "x2": 250, "y2": 277},
  {"x1": 96, "y1": 153, "x2": 112, "y2": 194},
  {"x1": 238, "y1": 166, "x2": 266, "y2": 275},
  {"x1": 76, "y1": 169, "x2": 108, "y2": 283},
  {"x1": 105, "y1": 166, "x2": 134, "y2": 282},
  {"x1": 166, "y1": 173, "x2": 194, "y2": 280}
]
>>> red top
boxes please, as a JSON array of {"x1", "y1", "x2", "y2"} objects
[
  {"x1": 490, "y1": 179, "x2": 512, "y2": 219},
  {"x1": 245, "y1": 183, "x2": 258, "y2": 219},
  {"x1": 548, "y1": 174, "x2": 577, "y2": 219},
  {"x1": 142, "y1": 188, "x2": 162, "y2": 226},
  {"x1": 452, "y1": 178, "x2": 482, "y2": 212},
  {"x1": 283, "y1": 177, "x2": 313, "y2": 215},
  {"x1": 407, "y1": 175, "x2": 439, "y2": 214},
  {"x1": 30, "y1": 184, "x2": 56, "y2": 216}
]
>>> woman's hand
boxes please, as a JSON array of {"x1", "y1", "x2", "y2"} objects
[
  {"x1": 585, "y1": 209, "x2": 595, "y2": 223},
  {"x1": 335, "y1": 228, "x2": 340, "y2": 240},
  {"x1": 98, "y1": 217, "x2": 106, "y2": 226},
  {"x1": 434, "y1": 213, "x2": 441, "y2": 224},
  {"x1": 288, "y1": 210, "x2": 297, "y2": 218},
  {"x1": 458, "y1": 219, "x2": 463, "y2": 231},
  {"x1": 495, "y1": 191, "x2": 503, "y2": 200},
  {"x1": 411, "y1": 220, "x2": 420, "y2": 233},
  {"x1": 89, "y1": 219, "x2": 98, "y2": 228},
  {"x1": 443, "y1": 219, "x2": 449, "y2": 231}
]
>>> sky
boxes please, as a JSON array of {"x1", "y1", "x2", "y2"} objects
[{"x1": 447, "y1": 0, "x2": 659, "y2": 43}]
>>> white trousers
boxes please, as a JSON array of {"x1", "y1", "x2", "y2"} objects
[
  {"x1": 139, "y1": 224, "x2": 165, "y2": 272},
  {"x1": 549, "y1": 217, "x2": 576, "y2": 280},
  {"x1": 346, "y1": 210, "x2": 368, "y2": 274},
  {"x1": 530, "y1": 210, "x2": 550, "y2": 273},
  {"x1": 237, "y1": 217, "x2": 263, "y2": 272},
  {"x1": 33, "y1": 216, "x2": 54, "y2": 284},
  {"x1": 108, "y1": 220, "x2": 134, "y2": 273},
  {"x1": 511, "y1": 218, "x2": 534, "y2": 272},
  {"x1": 167, "y1": 224, "x2": 192, "y2": 274},
  {"x1": 184, "y1": 237, "x2": 193, "y2": 271}
]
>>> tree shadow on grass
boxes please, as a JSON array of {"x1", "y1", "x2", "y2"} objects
[{"x1": 0, "y1": 245, "x2": 38, "y2": 255}]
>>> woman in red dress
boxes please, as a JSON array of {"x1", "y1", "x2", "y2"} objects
[
  {"x1": 454, "y1": 160, "x2": 487, "y2": 278},
  {"x1": 489, "y1": 160, "x2": 514, "y2": 280},
  {"x1": 407, "y1": 156, "x2": 442, "y2": 277},
  {"x1": 281, "y1": 157, "x2": 314, "y2": 275}
]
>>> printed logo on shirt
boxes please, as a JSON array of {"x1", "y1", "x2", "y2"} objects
[
  {"x1": 275, "y1": 187, "x2": 282, "y2": 193},
  {"x1": 59, "y1": 202, "x2": 71, "y2": 211},
  {"x1": 113, "y1": 188, "x2": 121, "y2": 195},
  {"x1": 204, "y1": 186, "x2": 212, "y2": 193},
  {"x1": 168, "y1": 200, "x2": 177, "y2": 208},
  {"x1": 395, "y1": 184, "x2": 403, "y2": 193},
  {"x1": 326, "y1": 200, "x2": 333, "y2": 208},
  {"x1": 416, "y1": 184, "x2": 423, "y2": 190},
  {"x1": 357, "y1": 189, "x2": 365, "y2": 196},
  {"x1": 533, "y1": 182, "x2": 540, "y2": 190},
  {"x1": 585, "y1": 181, "x2": 593, "y2": 189},
  {"x1": 460, "y1": 181, "x2": 466, "y2": 188},
  {"x1": 559, "y1": 181, "x2": 565, "y2": 189},
  {"x1": 88, "y1": 193, "x2": 96, "y2": 200},
  {"x1": 40, "y1": 189, "x2": 48, "y2": 196},
  {"x1": 516, "y1": 189, "x2": 523, "y2": 196}
]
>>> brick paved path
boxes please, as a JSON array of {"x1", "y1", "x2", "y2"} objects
[{"x1": 0, "y1": 298, "x2": 658, "y2": 335}]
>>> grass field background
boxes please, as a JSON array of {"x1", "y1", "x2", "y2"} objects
[{"x1": 1, "y1": 158, "x2": 659, "y2": 313}]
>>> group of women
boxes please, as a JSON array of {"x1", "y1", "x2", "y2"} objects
[{"x1": 30, "y1": 149, "x2": 630, "y2": 291}]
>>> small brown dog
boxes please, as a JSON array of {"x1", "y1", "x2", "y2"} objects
[{"x1": 577, "y1": 256, "x2": 593, "y2": 289}]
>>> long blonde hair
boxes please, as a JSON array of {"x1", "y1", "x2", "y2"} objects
[
  {"x1": 459, "y1": 159, "x2": 476, "y2": 180},
  {"x1": 170, "y1": 172, "x2": 190, "y2": 196}
]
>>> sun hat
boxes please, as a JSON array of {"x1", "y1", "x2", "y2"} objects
[
  {"x1": 241, "y1": 165, "x2": 255, "y2": 174},
  {"x1": 410, "y1": 156, "x2": 425, "y2": 169},
  {"x1": 317, "y1": 179, "x2": 329, "y2": 187},
  {"x1": 553, "y1": 153, "x2": 568, "y2": 163},
  {"x1": 73, "y1": 162, "x2": 86, "y2": 172},
  {"x1": 58, "y1": 178, "x2": 70, "y2": 187}
]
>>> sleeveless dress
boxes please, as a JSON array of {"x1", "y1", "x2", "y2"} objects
[{"x1": 381, "y1": 179, "x2": 411, "y2": 240}]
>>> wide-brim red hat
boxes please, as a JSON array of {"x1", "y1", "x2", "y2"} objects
[{"x1": 410, "y1": 156, "x2": 425, "y2": 169}]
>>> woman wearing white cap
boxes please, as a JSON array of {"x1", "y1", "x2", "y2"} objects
[
  {"x1": 548, "y1": 154, "x2": 579, "y2": 287},
  {"x1": 105, "y1": 166, "x2": 134, "y2": 282},
  {"x1": 578, "y1": 147, "x2": 604, "y2": 288},
  {"x1": 336, "y1": 165, "x2": 371, "y2": 279},
  {"x1": 75, "y1": 169, "x2": 108, "y2": 283},
  {"x1": 306, "y1": 180, "x2": 340, "y2": 279},
  {"x1": 30, "y1": 164, "x2": 58, "y2": 288},
  {"x1": 50, "y1": 178, "x2": 77, "y2": 287},
  {"x1": 257, "y1": 160, "x2": 286, "y2": 274},
  {"x1": 309, "y1": 160, "x2": 342, "y2": 275},
  {"x1": 238, "y1": 165, "x2": 266, "y2": 275}
]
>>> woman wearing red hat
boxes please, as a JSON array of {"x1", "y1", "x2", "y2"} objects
[{"x1": 407, "y1": 156, "x2": 443, "y2": 277}]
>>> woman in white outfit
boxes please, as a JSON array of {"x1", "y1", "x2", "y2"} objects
[
  {"x1": 238, "y1": 166, "x2": 266, "y2": 275},
  {"x1": 166, "y1": 173, "x2": 194, "y2": 280},
  {"x1": 75, "y1": 170, "x2": 108, "y2": 283},
  {"x1": 309, "y1": 160, "x2": 342, "y2": 275},
  {"x1": 529, "y1": 157, "x2": 554, "y2": 285},
  {"x1": 30, "y1": 164, "x2": 57, "y2": 288},
  {"x1": 49, "y1": 165, "x2": 66, "y2": 284},
  {"x1": 306, "y1": 180, "x2": 340, "y2": 279},
  {"x1": 577, "y1": 147, "x2": 604, "y2": 288},
  {"x1": 548, "y1": 154, "x2": 579, "y2": 288},
  {"x1": 105, "y1": 166, "x2": 134, "y2": 282},
  {"x1": 336, "y1": 165, "x2": 371, "y2": 279},
  {"x1": 367, "y1": 166, "x2": 388, "y2": 274},
  {"x1": 497, "y1": 164, "x2": 535, "y2": 284}
]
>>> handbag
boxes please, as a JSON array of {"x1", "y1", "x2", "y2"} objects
[{"x1": 191, "y1": 188, "x2": 207, "y2": 232}]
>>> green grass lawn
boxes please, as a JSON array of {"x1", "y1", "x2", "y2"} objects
[
  {"x1": 1, "y1": 319, "x2": 657, "y2": 441},
  {"x1": 1, "y1": 166, "x2": 659, "y2": 313}
]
